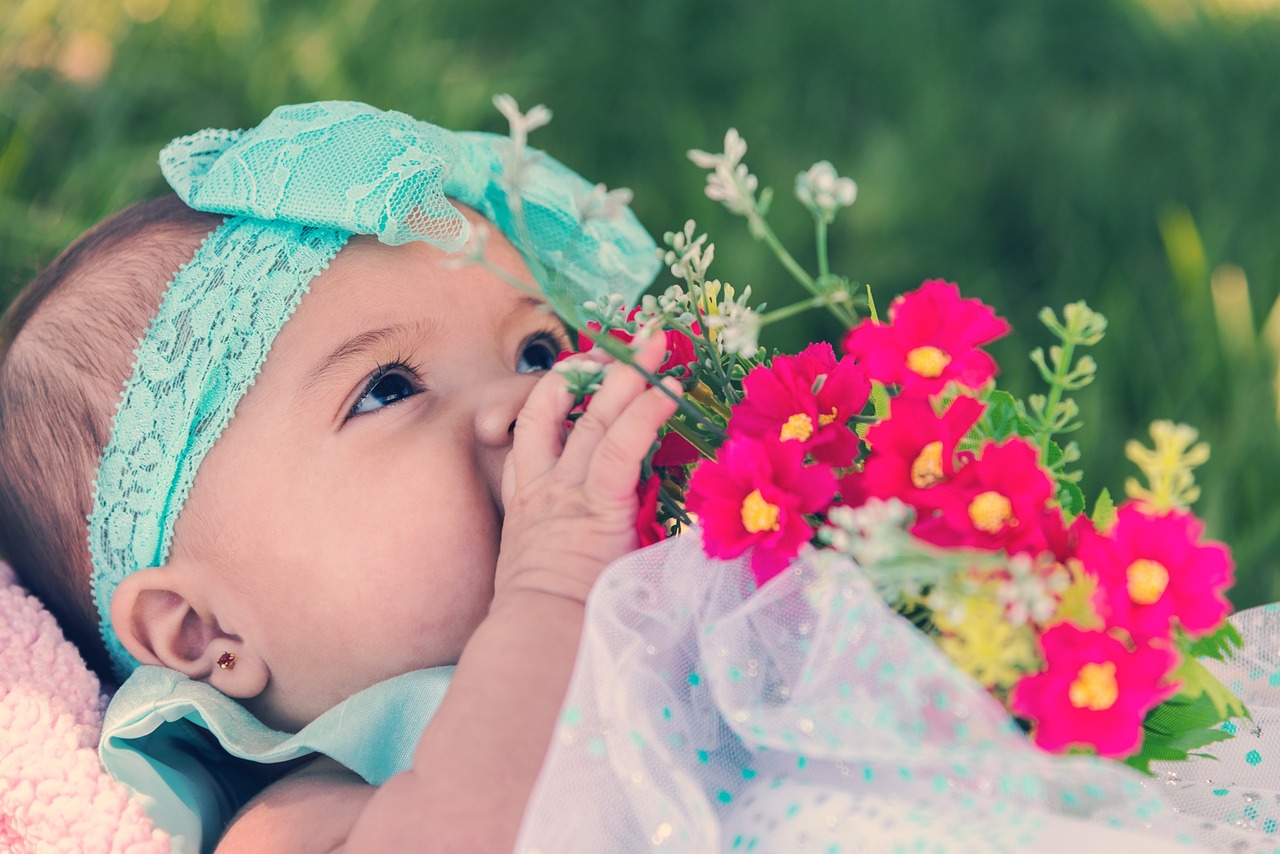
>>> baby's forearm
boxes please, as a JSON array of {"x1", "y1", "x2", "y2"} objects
[{"x1": 345, "y1": 589, "x2": 585, "y2": 852}]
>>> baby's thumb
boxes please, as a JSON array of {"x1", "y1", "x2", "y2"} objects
[{"x1": 500, "y1": 450, "x2": 517, "y2": 511}]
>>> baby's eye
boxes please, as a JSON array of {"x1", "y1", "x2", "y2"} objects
[
  {"x1": 516, "y1": 333, "x2": 563, "y2": 374},
  {"x1": 350, "y1": 364, "x2": 422, "y2": 417}
]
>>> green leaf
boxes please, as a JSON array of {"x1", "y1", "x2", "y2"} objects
[
  {"x1": 974, "y1": 389, "x2": 1032, "y2": 443},
  {"x1": 1126, "y1": 694, "x2": 1241, "y2": 774},
  {"x1": 1146, "y1": 691, "x2": 1230, "y2": 734},
  {"x1": 1091, "y1": 487, "x2": 1117, "y2": 532},
  {"x1": 1162, "y1": 726, "x2": 1236, "y2": 753},
  {"x1": 1186, "y1": 622, "x2": 1244, "y2": 662},
  {"x1": 1123, "y1": 743, "x2": 1191, "y2": 774},
  {"x1": 1169, "y1": 656, "x2": 1250, "y2": 720},
  {"x1": 1056, "y1": 480, "x2": 1085, "y2": 517},
  {"x1": 859, "y1": 380, "x2": 892, "y2": 440}
]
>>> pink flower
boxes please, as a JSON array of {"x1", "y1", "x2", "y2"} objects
[
  {"x1": 1081, "y1": 502, "x2": 1234, "y2": 642},
  {"x1": 911, "y1": 437, "x2": 1055, "y2": 556},
  {"x1": 842, "y1": 280, "x2": 1011, "y2": 395},
  {"x1": 686, "y1": 437, "x2": 837, "y2": 585},
  {"x1": 727, "y1": 342, "x2": 870, "y2": 466},
  {"x1": 1010, "y1": 624, "x2": 1178, "y2": 757},
  {"x1": 855, "y1": 393, "x2": 985, "y2": 513}
]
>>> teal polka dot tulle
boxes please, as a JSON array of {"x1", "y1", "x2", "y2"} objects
[{"x1": 515, "y1": 534, "x2": 1280, "y2": 852}]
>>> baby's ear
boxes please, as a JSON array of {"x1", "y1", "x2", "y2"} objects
[{"x1": 111, "y1": 562, "x2": 267, "y2": 698}]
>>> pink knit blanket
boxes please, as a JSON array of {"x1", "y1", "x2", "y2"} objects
[{"x1": 0, "y1": 561, "x2": 169, "y2": 853}]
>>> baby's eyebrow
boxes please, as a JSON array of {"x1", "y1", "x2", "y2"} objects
[{"x1": 302, "y1": 323, "x2": 421, "y2": 394}]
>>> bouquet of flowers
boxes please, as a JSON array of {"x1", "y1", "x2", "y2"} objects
[{"x1": 497, "y1": 97, "x2": 1247, "y2": 774}]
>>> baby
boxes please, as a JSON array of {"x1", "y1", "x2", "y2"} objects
[
  {"x1": 0, "y1": 101, "x2": 680, "y2": 852},
  {"x1": 10, "y1": 99, "x2": 1280, "y2": 854}
]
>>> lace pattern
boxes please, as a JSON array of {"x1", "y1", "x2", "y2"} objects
[{"x1": 89, "y1": 220, "x2": 347, "y2": 678}]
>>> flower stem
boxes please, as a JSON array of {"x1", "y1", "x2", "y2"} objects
[
  {"x1": 752, "y1": 212, "x2": 819, "y2": 296},
  {"x1": 588, "y1": 330, "x2": 728, "y2": 443},
  {"x1": 758, "y1": 294, "x2": 836, "y2": 327},
  {"x1": 752, "y1": 213, "x2": 856, "y2": 327},
  {"x1": 664, "y1": 414, "x2": 720, "y2": 459},
  {"x1": 689, "y1": 382, "x2": 734, "y2": 420},
  {"x1": 1039, "y1": 339, "x2": 1076, "y2": 458},
  {"x1": 815, "y1": 217, "x2": 830, "y2": 279}
]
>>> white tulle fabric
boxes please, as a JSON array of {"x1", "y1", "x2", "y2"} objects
[{"x1": 516, "y1": 534, "x2": 1277, "y2": 852}]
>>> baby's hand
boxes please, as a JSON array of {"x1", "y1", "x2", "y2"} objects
[{"x1": 494, "y1": 328, "x2": 681, "y2": 607}]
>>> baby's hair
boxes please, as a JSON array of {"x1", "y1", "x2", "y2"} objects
[{"x1": 0, "y1": 194, "x2": 223, "y2": 679}]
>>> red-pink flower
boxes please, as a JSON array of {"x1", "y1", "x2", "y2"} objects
[
  {"x1": 651, "y1": 431, "x2": 701, "y2": 470},
  {"x1": 911, "y1": 437, "x2": 1055, "y2": 556},
  {"x1": 1010, "y1": 624, "x2": 1178, "y2": 757},
  {"x1": 686, "y1": 437, "x2": 837, "y2": 586},
  {"x1": 856, "y1": 393, "x2": 985, "y2": 513},
  {"x1": 1081, "y1": 502, "x2": 1234, "y2": 642},
  {"x1": 635, "y1": 475, "x2": 667, "y2": 547},
  {"x1": 577, "y1": 307, "x2": 698, "y2": 379},
  {"x1": 727, "y1": 342, "x2": 870, "y2": 466},
  {"x1": 842, "y1": 280, "x2": 1011, "y2": 395}
]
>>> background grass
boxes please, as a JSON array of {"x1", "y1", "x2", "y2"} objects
[{"x1": 3, "y1": 0, "x2": 1279, "y2": 604}]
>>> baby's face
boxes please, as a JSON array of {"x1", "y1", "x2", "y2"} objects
[{"x1": 169, "y1": 218, "x2": 567, "y2": 727}]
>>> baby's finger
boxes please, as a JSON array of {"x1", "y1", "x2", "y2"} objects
[
  {"x1": 509, "y1": 363, "x2": 579, "y2": 483},
  {"x1": 584, "y1": 377, "x2": 684, "y2": 500},
  {"x1": 556, "y1": 329, "x2": 669, "y2": 481}
]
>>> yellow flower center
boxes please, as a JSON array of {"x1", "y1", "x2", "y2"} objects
[
  {"x1": 741, "y1": 489, "x2": 781, "y2": 534},
  {"x1": 968, "y1": 491, "x2": 1014, "y2": 533},
  {"x1": 818, "y1": 407, "x2": 839, "y2": 427},
  {"x1": 905, "y1": 345, "x2": 951, "y2": 378},
  {"x1": 779, "y1": 413, "x2": 815, "y2": 442},
  {"x1": 910, "y1": 441, "x2": 946, "y2": 488},
  {"x1": 1068, "y1": 661, "x2": 1119, "y2": 711},
  {"x1": 1126, "y1": 558, "x2": 1170, "y2": 606}
]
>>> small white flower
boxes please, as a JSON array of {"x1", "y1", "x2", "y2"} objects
[
  {"x1": 688, "y1": 128, "x2": 747, "y2": 169},
  {"x1": 795, "y1": 161, "x2": 857, "y2": 223},
  {"x1": 688, "y1": 129, "x2": 760, "y2": 217},
  {"x1": 575, "y1": 182, "x2": 634, "y2": 223},
  {"x1": 554, "y1": 359, "x2": 609, "y2": 397},
  {"x1": 661, "y1": 220, "x2": 715, "y2": 282},
  {"x1": 493, "y1": 94, "x2": 553, "y2": 195},
  {"x1": 819, "y1": 498, "x2": 915, "y2": 567},
  {"x1": 924, "y1": 588, "x2": 969, "y2": 628},
  {"x1": 656, "y1": 284, "x2": 693, "y2": 318},
  {"x1": 493, "y1": 94, "x2": 552, "y2": 146},
  {"x1": 706, "y1": 300, "x2": 762, "y2": 357},
  {"x1": 994, "y1": 554, "x2": 1069, "y2": 627}
]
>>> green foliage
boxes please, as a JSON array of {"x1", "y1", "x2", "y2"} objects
[
  {"x1": 971, "y1": 388, "x2": 1085, "y2": 515},
  {"x1": 1125, "y1": 654, "x2": 1249, "y2": 774},
  {"x1": 1186, "y1": 621, "x2": 1244, "y2": 663},
  {"x1": 1091, "y1": 487, "x2": 1117, "y2": 531},
  {"x1": 3, "y1": 0, "x2": 1280, "y2": 602},
  {"x1": 973, "y1": 389, "x2": 1026, "y2": 444}
]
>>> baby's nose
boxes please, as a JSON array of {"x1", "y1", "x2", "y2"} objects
[{"x1": 473, "y1": 374, "x2": 535, "y2": 448}]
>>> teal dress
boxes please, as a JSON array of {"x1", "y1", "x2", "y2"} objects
[{"x1": 98, "y1": 665, "x2": 453, "y2": 854}]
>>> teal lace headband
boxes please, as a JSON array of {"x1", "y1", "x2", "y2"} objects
[{"x1": 88, "y1": 100, "x2": 659, "y2": 680}]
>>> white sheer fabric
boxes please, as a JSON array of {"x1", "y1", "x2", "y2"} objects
[{"x1": 517, "y1": 534, "x2": 1274, "y2": 852}]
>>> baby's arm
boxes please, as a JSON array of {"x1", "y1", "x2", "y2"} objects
[{"x1": 217, "y1": 331, "x2": 681, "y2": 853}]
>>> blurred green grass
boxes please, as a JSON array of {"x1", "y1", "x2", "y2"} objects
[{"x1": 3, "y1": 0, "x2": 1280, "y2": 604}]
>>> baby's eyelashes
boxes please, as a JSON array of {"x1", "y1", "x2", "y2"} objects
[
  {"x1": 516, "y1": 332, "x2": 565, "y2": 375},
  {"x1": 344, "y1": 329, "x2": 564, "y2": 419},
  {"x1": 349, "y1": 363, "x2": 424, "y2": 417}
]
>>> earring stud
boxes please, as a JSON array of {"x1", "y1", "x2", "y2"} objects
[{"x1": 216, "y1": 651, "x2": 236, "y2": 670}]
